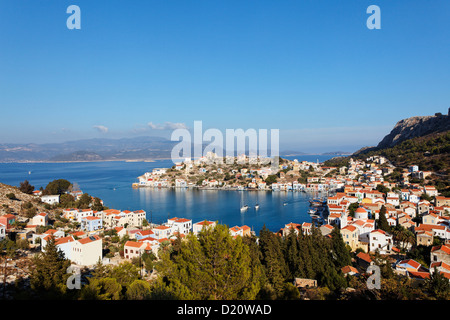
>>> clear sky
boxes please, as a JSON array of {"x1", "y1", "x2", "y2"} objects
[{"x1": 0, "y1": 0, "x2": 449, "y2": 153}]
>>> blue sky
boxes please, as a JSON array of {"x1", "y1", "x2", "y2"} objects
[{"x1": 0, "y1": 0, "x2": 449, "y2": 153}]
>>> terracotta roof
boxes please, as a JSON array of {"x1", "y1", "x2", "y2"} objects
[
  {"x1": 431, "y1": 244, "x2": 450, "y2": 255},
  {"x1": 55, "y1": 236, "x2": 75, "y2": 245},
  {"x1": 342, "y1": 225, "x2": 357, "y2": 232},
  {"x1": 341, "y1": 265, "x2": 359, "y2": 274},
  {"x1": 125, "y1": 241, "x2": 145, "y2": 248},
  {"x1": 399, "y1": 259, "x2": 421, "y2": 270},
  {"x1": 356, "y1": 252, "x2": 372, "y2": 263},
  {"x1": 78, "y1": 235, "x2": 100, "y2": 244},
  {"x1": 408, "y1": 271, "x2": 430, "y2": 280}
]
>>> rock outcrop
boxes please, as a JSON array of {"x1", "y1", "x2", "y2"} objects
[{"x1": 377, "y1": 109, "x2": 450, "y2": 149}]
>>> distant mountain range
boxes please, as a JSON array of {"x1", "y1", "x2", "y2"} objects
[
  {"x1": 0, "y1": 136, "x2": 351, "y2": 162},
  {"x1": 0, "y1": 136, "x2": 178, "y2": 162}
]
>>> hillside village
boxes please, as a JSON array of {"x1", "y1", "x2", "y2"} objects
[{"x1": 0, "y1": 152, "x2": 450, "y2": 299}]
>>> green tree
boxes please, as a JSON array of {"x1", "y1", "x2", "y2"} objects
[
  {"x1": 109, "y1": 261, "x2": 140, "y2": 287},
  {"x1": 76, "y1": 193, "x2": 92, "y2": 209},
  {"x1": 264, "y1": 175, "x2": 278, "y2": 185},
  {"x1": 80, "y1": 277, "x2": 122, "y2": 300},
  {"x1": 376, "y1": 184, "x2": 390, "y2": 194},
  {"x1": 258, "y1": 225, "x2": 289, "y2": 297},
  {"x1": 126, "y1": 280, "x2": 152, "y2": 300},
  {"x1": 19, "y1": 180, "x2": 34, "y2": 194},
  {"x1": 330, "y1": 226, "x2": 352, "y2": 268},
  {"x1": 91, "y1": 197, "x2": 106, "y2": 211},
  {"x1": 426, "y1": 267, "x2": 450, "y2": 300},
  {"x1": 155, "y1": 224, "x2": 263, "y2": 300},
  {"x1": 43, "y1": 179, "x2": 72, "y2": 195},
  {"x1": 30, "y1": 236, "x2": 71, "y2": 299},
  {"x1": 376, "y1": 205, "x2": 390, "y2": 232}
]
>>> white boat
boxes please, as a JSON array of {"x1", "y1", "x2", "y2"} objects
[
  {"x1": 255, "y1": 204, "x2": 260, "y2": 210},
  {"x1": 240, "y1": 205, "x2": 249, "y2": 212},
  {"x1": 240, "y1": 192, "x2": 248, "y2": 212}
]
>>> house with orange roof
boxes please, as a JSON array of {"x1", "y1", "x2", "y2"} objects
[
  {"x1": 341, "y1": 225, "x2": 360, "y2": 251},
  {"x1": 369, "y1": 229, "x2": 393, "y2": 254},
  {"x1": 0, "y1": 214, "x2": 15, "y2": 230},
  {"x1": 356, "y1": 252, "x2": 373, "y2": 269},
  {"x1": 167, "y1": 217, "x2": 192, "y2": 235},
  {"x1": 71, "y1": 235, "x2": 102, "y2": 266},
  {"x1": 341, "y1": 265, "x2": 359, "y2": 276},
  {"x1": 416, "y1": 224, "x2": 450, "y2": 240},
  {"x1": 431, "y1": 244, "x2": 450, "y2": 265},
  {"x1": 416, "y1": 230, "x2": 434, "y2": 246},
  {"x1": 70, "y1": 230, "x2": 87, "y2": 239},
  {"x1": 395, "y1": 259, "x2": 422, "y2": 273},
  {"x1": 435, "y1": 196, "x2": 450, "y2": 208},
  {"x1": 53, "y1": 236, "x2": 76, "y2": 260},
  {"x1": 136, "y1": 229, "x2": 155, "y2": 241},
  {"x1": 32, "y1": 212, "x2": 48, "y2": 227},
  {"x1": 430, "y1": 261, "x2": 450, "y2": 275},
  {"x1": 193, "y1": 220, "x2": 217, "y2": 235},
  {"x1": 281, "y1": 223, "x2": 301, "y2": 237},
  {"x1": 301, "y1": 222, "x2": 312, "y2": 235},
  {"x1": 81, "y1": 216, "x2": 103, "y2": 232},
  {"x1": 423, "y1": 213, "x2": 439, "y2": 225},
  {"x1": 229, "y1": 225, "x2": 251, "y2": 238},
  {"x1": 124, "y1": 240, "x2": 148, "y2": 260},
  {"x1": 152, "y1": 225, "x2": 172, "y2": 240},
  {"x1": 319, "y1": 224, "x2": 334, "y2": 237}
]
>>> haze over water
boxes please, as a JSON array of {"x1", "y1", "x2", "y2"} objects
[{"x1": 0, "y1": 155, "x2": 334, "y2": 234}]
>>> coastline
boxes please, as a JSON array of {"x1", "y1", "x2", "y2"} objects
[{"x1": 0, "y1": 158, "x2": 174, "y2": 164}]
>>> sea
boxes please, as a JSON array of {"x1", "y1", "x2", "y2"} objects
[{"x1": 0, "y1": 155, "x2": 336, "y2": 234}]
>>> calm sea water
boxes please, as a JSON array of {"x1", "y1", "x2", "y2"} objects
[{"x1": 0, "y1": 155, "x2": 335, "y2": 234}]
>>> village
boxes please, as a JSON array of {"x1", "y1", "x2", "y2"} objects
[{"x1": 0, "y1": 153, "x2": 449, "y2": 297}]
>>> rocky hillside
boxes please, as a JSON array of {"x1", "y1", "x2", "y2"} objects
[{"x1": 377, "y1": 109, "x2": 450, "y2": 149}]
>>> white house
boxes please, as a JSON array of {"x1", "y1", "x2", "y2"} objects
[
  {"x1": 193, "y1": 220, "x2": 216, "y2": 235},
  {"x1": 40, "y1": 195, "x2": 60, "y2": 205},
  {"x1": 151, "y1": 225, "x2": 172, "y2": 240},
  {"x1": 369, "y1": 229, "x2": 393, "y2": 254},
  {"x1": 167, "y1": 217, "x2": 192, "y2": 236},
  {"x1": 53, "y1": 236, "x2": 76, "y2": 260},
  {"x1": 81, "y1": 216, "x2": 103, "y2": 232},
  {"x1": 71, "y1": 235, "x2": 102, "y2": 266},
  {"x1": 32, "y1": 212, "x2": 48, "y2": 226},
  {"x1": 386, "y1": 197, "x2": 400, "y2": 207}
]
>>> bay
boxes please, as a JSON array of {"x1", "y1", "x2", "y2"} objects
[{"x1": 0, "y1": 154, "x2": 336, "y2": 234}]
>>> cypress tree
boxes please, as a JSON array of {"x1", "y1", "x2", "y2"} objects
[
  {"x1": 377, "y1": 205, "x2": 390, "y2": 232},
  {"x1": 330, "y1": 226, "x2": 352, "y2": 268},
  {"x1": 258, "y1": 225, "x2": 289, "y2": 295}
]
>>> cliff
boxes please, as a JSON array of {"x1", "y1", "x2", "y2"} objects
[{"x1": 377, "y1": 109, "x2": 450, "y2": 149}]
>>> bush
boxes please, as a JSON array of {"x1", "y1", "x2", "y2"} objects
[{"x1": 6, "y1": 193, "x2": 17, "y2": 200}]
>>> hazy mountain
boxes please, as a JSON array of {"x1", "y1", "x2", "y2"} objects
[{"x1": 0, "y1": 136, "x2": 178, "y2": 162}]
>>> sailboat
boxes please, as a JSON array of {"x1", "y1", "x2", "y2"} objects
[
  {"x1": 240, "y1": 192, "x2": 248, "y2": 212},
  {"x1": 254, "y1": 203, "x2": 260, "y2": 210}
]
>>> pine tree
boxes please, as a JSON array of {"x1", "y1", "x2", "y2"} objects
[
  {"x1": 30, "y1": 236, "x2": 71, "y2": 299},
  {"x1": 155, "y1": 224, "x2": 263, "y2": 300}
]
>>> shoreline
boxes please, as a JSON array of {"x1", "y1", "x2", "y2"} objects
[{"x1": 0, "y1": 158, "x2": 174, "y2": 164}]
